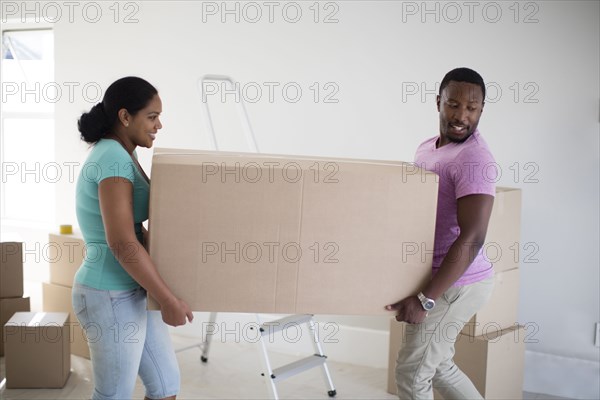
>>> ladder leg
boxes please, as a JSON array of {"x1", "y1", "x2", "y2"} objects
[
  {"x1": 256, "y1": 314, "x2": 279, "y2": 400},
  {"x1": 308, "y1": 318, "x2": 337, "y2": 397},
  {"x1": 200, "y1": 312, "x2": 218, "y2": 362}
]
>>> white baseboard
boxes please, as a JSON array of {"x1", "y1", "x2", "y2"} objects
[
  {"x1": 170, "y1": 312, "x2": 390, "y2": 369},
  {"x1": 524, "y1": 350, "x2": 600, "y2": 399}
]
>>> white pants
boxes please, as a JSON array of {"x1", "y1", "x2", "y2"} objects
[{"x1": 395, "y1": 276, "x2": 494, "y2": 400}]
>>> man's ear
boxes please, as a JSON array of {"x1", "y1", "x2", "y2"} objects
[{"x1": 436, "y1": 95, "x2": 441, "y2": 112}]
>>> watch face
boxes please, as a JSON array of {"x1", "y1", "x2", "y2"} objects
[{"x1": 424, "y1": 300, "x2": 435, "y2": 311}]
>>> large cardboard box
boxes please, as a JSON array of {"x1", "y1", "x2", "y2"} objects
[
  {"x1": 454, "y1": 326, "x2": 525, "y2": 399},
  {"x1": 461, "y1": 269, "x2": 520, "y2": 336},
  {"x1": 0, "y1": 296, "x2": 31, "y2": 356},
  {"x1": 148, "y1": 149, "x2": 439, "y2": 315},
  {"x1": 0, "y1": 242, "x2": 24, "y2": 298},
  {"x1": 4, "y1": 312, "x2": 71, "y2": 388},
  {"x1": 486, "y1": 188, "x2": 522, "y2": 273},
  {"x1": 48, "y1": 233, "x2": 85, "y2": 287},
  {"x1": 42, "y1": 282, "x2": 90, "y2": 359}
]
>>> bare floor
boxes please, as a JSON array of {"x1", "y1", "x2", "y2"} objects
[{"x1": 0, "y1": 334, "x2": 570, "y2": 400}]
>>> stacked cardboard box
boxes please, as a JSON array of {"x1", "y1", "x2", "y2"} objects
[
  {"x1": 387, "y1": 320, "x2": 407, "y2": 395},
  {"x1": 453, "y1": 325, "x2": 525, "y2": 399},
  {"x1": 42, "y1": 233, "x2": 90, "y2": 359},
  {"x1": 0, "y1": 241, "x2": 31, "y2": 356},
  {"x1": 3, "y1": 311, "x2": 71, "y2": 388},
  {"x1": 453, "y1": 187, "x2": 524, "y2": 399},
  {"x1": 387, "y1": 188, "x2": 524, "y2": 398},
  {"x1": 462, "y1": 187, "x2": 522, "y2": 337},
  {"x1": 387, "y1": 321, "x2": 525, "y2": 399}
]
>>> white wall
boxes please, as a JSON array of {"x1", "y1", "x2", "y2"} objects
[{"x1": 4, "y1": 1, "x2": 598, "y2": 398}]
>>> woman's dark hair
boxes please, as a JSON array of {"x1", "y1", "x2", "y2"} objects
[
  {"x1": 439, "y1": 67, "x2": 486, "y2": 103},
  {"x1": 78, "y1": 76, "x2": 158, "y2": 144}
]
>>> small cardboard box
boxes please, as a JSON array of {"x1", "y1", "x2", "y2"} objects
[
  {"x1": 148, "y1": 149, "x2": 439, "y2": 315},
  {"x1": 0, "y1": 296, "x2": 31, "y2": 356},
  {"x1": 453, "y1": 326, "x2": 525, "y2": 400},
  {"x1": 0, "y1": 242, "x2": 24, "y2": 298},
  {"x1": 461, "y1": 269, "x2": 520, "y2": 336},
  {"x1": 486, "y1": 188, "x2": 522, "y2": 273},
  {"x1": 4, "y1": 311, "x2": 71, "y2": 388},
  {"x1": 42, "y1": 282, "x2": 90, "y2": 359},
  {"x1": 48, "y1": 233, "x2": 85, "y2": 288}
]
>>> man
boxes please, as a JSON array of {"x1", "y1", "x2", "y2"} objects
[{"x1": 386, "y1": 67, "x2": 497, "y2": 400}]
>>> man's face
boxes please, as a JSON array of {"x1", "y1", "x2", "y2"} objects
[{"x1": 436, "y1": 81, "x2": 484, "y2": 146}]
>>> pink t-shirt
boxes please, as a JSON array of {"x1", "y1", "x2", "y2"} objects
[{"x1": 414, "y1": 130, "x2": 497, "y2": 286}]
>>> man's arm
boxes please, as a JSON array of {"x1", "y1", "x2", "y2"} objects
[
  {"x1": 421, "y1": 193, "x2": 494, "y2": 299},
  {"x1": 386, "y1": 193, "x2": 494, "y2": 323}
]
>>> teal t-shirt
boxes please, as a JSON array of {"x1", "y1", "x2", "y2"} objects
[{"x1": 74, "y1": 138, "x2": 149, "y2": 290}]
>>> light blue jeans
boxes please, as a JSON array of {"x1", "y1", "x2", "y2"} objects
[{"x1": 72, "y1": 283, "x2": 180, "y2": 400}]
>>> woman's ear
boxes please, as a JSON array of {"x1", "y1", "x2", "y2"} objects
[{"x1": 118, "y1": 108, "x2": 130, "y2": 127}]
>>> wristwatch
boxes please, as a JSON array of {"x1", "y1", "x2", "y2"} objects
[{"x1": 417, "y1": 292, "x2": 435, "y2": 311}]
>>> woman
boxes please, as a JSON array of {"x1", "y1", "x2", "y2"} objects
[{"x1": 72, "y1": 76, "x2": 193, "y2": 400}]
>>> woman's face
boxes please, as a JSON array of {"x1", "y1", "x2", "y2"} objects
[{"x1": 125, "y1": 94, "x2": 163, "y2": 149}]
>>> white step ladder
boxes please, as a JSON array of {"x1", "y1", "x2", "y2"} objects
[
  {"x1": 255, "y1": 314, "x2": 337, "y2": 398},
  {"x1": 176, "y1": 74, "x2": 337, "y2": 399}
]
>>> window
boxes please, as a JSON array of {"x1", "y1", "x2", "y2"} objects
[{"x1": 1, "y1": 29, "x2": 55, "y2": 224}]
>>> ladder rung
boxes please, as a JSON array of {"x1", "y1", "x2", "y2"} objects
[
  {"x1": 260, "y1": 314, "x2": 313, "y2": 335},
  {"x1": 270, "y1": 354, "x2": 326, "y2": 382}
]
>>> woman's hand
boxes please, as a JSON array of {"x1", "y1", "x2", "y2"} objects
[{"x1": 160, "y1": 296, "x2": 194, "y2": 327}]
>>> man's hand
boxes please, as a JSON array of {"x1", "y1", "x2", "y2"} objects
[{"x1": 385, "y1": 296, "x2": 428, "y2": 324}]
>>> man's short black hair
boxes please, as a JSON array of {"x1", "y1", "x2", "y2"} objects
[{"x1": 439, "y1": 67, "x2": 486, "y2": 103}]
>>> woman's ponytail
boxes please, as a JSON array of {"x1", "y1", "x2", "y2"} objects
[{"x1": 77, "y1": 102, "x2": 111, "y2": 144}]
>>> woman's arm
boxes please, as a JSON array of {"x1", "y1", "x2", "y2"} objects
[{"x1": 98, "y1": 177, "x2": 193, "y2": 326}]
